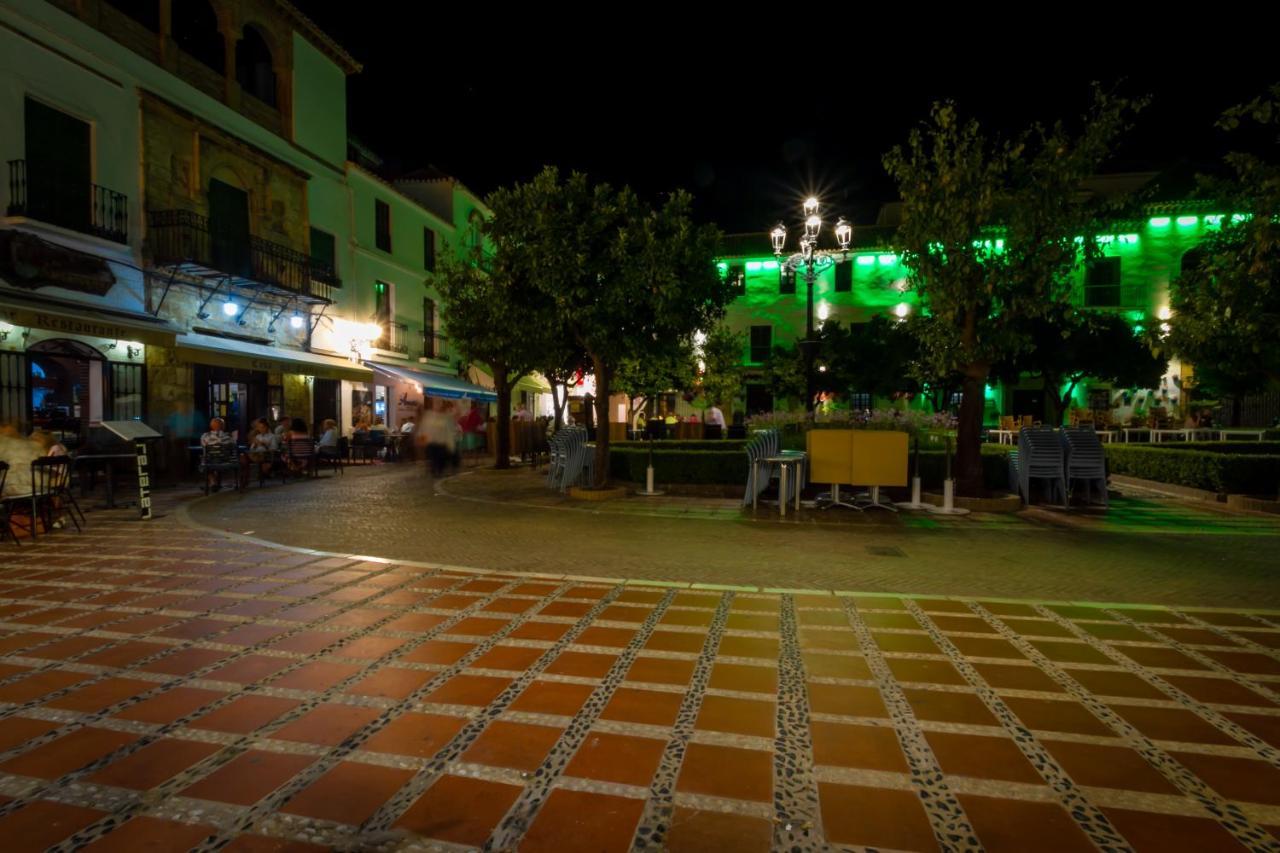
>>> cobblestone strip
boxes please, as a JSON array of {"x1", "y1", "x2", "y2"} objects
[
  {"x1": 1168, "y1": 611, "x2": 1280, "y2": 662},
  {"x1": 965, "y1": 601, "x2": 1280, "y2": 853},
  {"x1": 482, "y1": 589, "x2": 679, "y2": 850},
  {"x1": 1037, "y1": 605, "x2": 1280, "y2": 767},
  {"x1": 630, "y1": 592, "x2": 734, "y2": 852},
  {"x1": 204, "y1": 581, "x2": 615, "y2": 849},
  {"x1": 0, "y1": 559, "x2": 417, "y2": 764},
  {"x1": 901, "y1": 600, "x2": 1133, "y2": 852},
  {"x1": 841, "y1": 598, "x2": 979, "y2": 852},
  {"x1": 43, "y1": 574, "x2": 518, "y2": 852}
]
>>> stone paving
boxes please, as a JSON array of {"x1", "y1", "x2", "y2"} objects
[{"x1": 0, "y1": 475, "x2": 1278, "y2": 851}]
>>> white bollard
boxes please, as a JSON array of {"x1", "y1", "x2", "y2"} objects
[
  {"x1": 895, "y1": 476, "x2": 930, "y2": 510},
  {"x1": 928, "y1": 478, "x2": 971, "y2": 515},
  {"x1": 636, "y1": 464, "x2": 664, "y2": 497}
]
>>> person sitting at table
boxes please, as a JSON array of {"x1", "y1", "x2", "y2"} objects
[
  {"x1": 242, "y1": 417, "x2": 278, "y2": 484},
  {"x1": 32, "y1": 430, "x2": 69, "y2": 457},
  {"x1": 200, "y1": 417, "x2": 237, "y2": 491},
  {"x1": 317, "y1": 418, "x2": 340, "y2": 457},
  {"x1": 283, "y1": 417, "x2": 314, "y2": 475},
  {"x1": 273, "y1": 413, "x2": 289, "y2": 438}
]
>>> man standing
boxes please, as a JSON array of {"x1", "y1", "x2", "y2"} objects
[{"x1": 704, "y1": 403, "x2": 726, "y2": 440}]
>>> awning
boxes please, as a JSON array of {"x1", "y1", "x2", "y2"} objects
[
  {"x1": 174, "y1": 333, "x2": 373, "y2": 381},
  {"x1": 515, "y1": 374, "x2": 552, "y2": 394},
  {"x1": 0, "y1": 295, "x2": 176, "y2": 347},
  {"x1": 370, "y1": 362, "x2": 498, "y2": 403}
]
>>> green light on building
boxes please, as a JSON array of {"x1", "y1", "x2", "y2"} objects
[
  {"x1": 762, "y1": 260, "x2": 779, "y2": 271},
  {"x1": 877, "y1": 254, "x2": 897, "y2": 266},
  {"x1": 1097, "y1": 235, "x2": 1114, "y2": 244},
  {"x1": 716, "y1": 262, "x2": 728, "y2": 275},
  {"x1": 1117, "y1": 234, "x2": 1139, "y2": 244},
  {"x1": 856, "y1": 255, "x2": 875, "y2": 266},
  {"x1": 995, "y1": 239, "x2": 1004, "y2": 251},
  {"x1": 1204, "y1": 215, "x2": 1224, "y2": 227},
  {"x1": 746, "y1": 261, "x2": 763, "y2": 272},
  {"x1": 983, "y1": 384, "x2": 995, "y2": 400},
  {"x1": 1149, "y1": 217, "x2": 1171, "y2": 228},
  {"x1": 1232, "y1": 214, "x2": 1250, "y2": 223},
  {"x1": 1132, "y1": 324, "x2": 1145, "y2": 335},
  {"x1": 1176, "y1": 216, "x2": 1198, "y2": 227},
  {"x1": 1125, "y1": 310, "x2": 1145, "y2": 324}
]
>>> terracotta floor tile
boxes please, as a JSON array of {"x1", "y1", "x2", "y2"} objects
[
  {"x1": 725, "y1": 613, "x2": 779, "y2": 632},
  {"x1": 423, "y1": 674, "x2": 511, "y2": 707},
  {"x1": 626, "y1": 656, "x2": 695, "y2": 686},
  {"x1": 1183, "y1": 611, "x2": 1260, "y2": 627},
  {"x1": 114, "y1": 686, "x2": 227, "y2": 724},
  {"x1": 204, "y1": 655, "x2": 294, "y2": 685},
  {"x1": 848, "y1": 596, "x2": 908, "y2": 611},
  {"x1": 661, "y1": 609, "x2": 715, "y2": 628},
  {"x1": 799, "y1": 627, "x2": 861, "y2": 651},
  {"x1": 644, "y1": 631, "x2": 707, "y2": 654},
  {"x1": 886, "y1": 658, "x2": 967, "y2": 686},
  {"x1": 521, "y1": 788, "x2": 644, "y2": 853},
  {"x1": 916, "y1": 599, "x2": 974, "y2": 614},
  {"x1": 901, "y1": 688, "x2": 998, "y2": 728},
  {"x1": 808, "y1": 683, "x2": 888, "y2": 718},
  {"x1": 708, "y1": 662, "x2": 777, "y2": 694},
  {"x1": 732, "y1": 597, "x2": 780, "y2": 613},
  {"x1": 676, "y1": 743, "x2": 772, "y2": 802},
  {"x1": 801, "y1": 652, "x2": 870, "y2": 679},
  {"x1": 874, "y1": 632, "x2": 942, "y2": 654},
  {"x1": 600, "y1": 687, "x2": 683, "y2": 727},
  {"x1": 578, "y1": 626, "x2": 637, "y2": 648},
  {"x1": 0, "y1": 631, "x2": 58, "y2": 655},
  {"x1": 363, "y1": 712, "x2": 466, "y2": 758},
  {"x1": 1103, "y1": 806, "x2": 1245, "y2": 851},
  {"x1": 925, "y1": 731, "x2": 1041, "y2": 784},
  {"x1": 973, "y1": 662, "x2": 1066, "y2": 693},
  {"x1": 1041, "y1": 739, "x2": 1179, "y2": 795},
  {"x1": 77, "y1": 809, "x2": 215, "y2": 850},
  {"x1": 338, "y1": 635, "x2": 409, "y2": 660},
  {"x1": 0, "y1": 799, "x2": 106, "y2": 852},
  {"x1": 0, "y1": 726, "x2": 138, "y2": 779},
  {"x1": 450, "y1": 616, "x2": 513, "y2": 637},
  {"x1": 383, "y1": 613, "x2": 449, "y2": 633},
  {"x1": 810, "y1": 721, "x2": 908, "y2": 773},
  {"x1": 472, "y1": 644, "x2": 546, "y2": 672},
  {"x1": 156, "y1": 618, "x2": 230, "y2": 640},
  {"x1": 566, "y1": 732, "x2": 666, "y2": 786},
  {"x1": 510, "y1": 680, "x2": 596, "y2": 717},
  {"x1": 1109, "y1": 703, "x2": 1236, "y2": 745},
  {"x1": 322, "y1": 608, "x2": 388, "y2": 629},
  {"x1": 87, "y1": 737, "x2": 221, "y2": 789},
  {"x1": 931, "y1": 614, "x2": 992, "y2": 633},
  {"x1": 460, "y1": 579, "x2": 507, "y2": 593},
  {"x1": 1081, "y1": 622, "x2": 1155, "y2": 642},
  {"x1": 719, "y1": 635, "x2": 780, "y2": 659},
  {"x1": 1226, "y1": 712, "x2": 1280, "y2": 749},
  {"x1": 509, "y1": 583, "x2": 560, "y2": 598},
  {"x1": 508, "y1": 620, "x2": 571, "y2": 642},
  {"x1": 1202, "y1": 650, "x2": 1280, "y2": 677},
  {"x1": 44, "y1": 677, "x2": 156, "y2": 713},
  {"x1": 1028, "y1": 640, "x2": 1113, "y2": 666},
  {"x1": 616, "y1": 589, "x2": 666, "y2": 605},
  {"x1": 547, "y1": 650, "x2": 618, "y2": 679},
  {"x1": 1165, "y1": 674, "x2": 1274, "y2": 708},
  {"x1": 949, "y1": 635, "x2": 1026, "y2": 660},
  {"x1": 394, "y1": 774, "x2": 521, "y2": 845},
  {"x1": 181, "y1": 749, "x2": 316, "y2": 805},
  {"x1": 0, "y1": 669, "x2": 90, "y2": 704},
  {"x1": 270, "y1": 661, "x2": 363, "y2": 691},
  {"x1": 539, "y1": 600, "x2": 593, "y2": 618},
  {"x1": 283, "y1": 760, "x2": 414, "y2": 825},
  {"x1": 959, "y1": 793, "x2": 1094, "y2": 852},
  {"x1": 666, "y1": 806, "x2": 773, "y2": 853},
  {"x1": 818, "y1": 782, "x2": 938, "y2": 850},
  {"x1": 1169, "y1": 751, "x2": 1280, "y2": 805},
  {"x1": 137, "y1": 647, "x2": 231, "y2": 676},
  {"x1": 860, "y1": 611, "x2": 923, "y2": 630},
  {"x1": 672, "y1": 592, "x2": 723, "y2": 609},
  {"x1": 24, "y1": 635, "x2": 110, "y2": 660},
  {"x1": 696, "y1": 695, "x2": 775, "y2": 738},
  {"x1": 1000, "y1": 617, "x2": 1075, "y2": 638},
  {"x1": 216, "y1": 624, "x2": 290, "y2": 647},
  {"x1": 273, "y1": 703, "x2": 382, "y2": 746},
  {"x1": 461, "y1": 720, "x2": 563, "y2": 772},
  {"x1": 269, "y1": 631, "x2": 344, "y2": 655},
  {"x1": 797, "y1": 609, "x2": 850, "y2": 628},
  {"x1": 1001, "y1": 695, "x2": 1111, "y2": 736},
  {"x1": 598, "y1": 604, "x2": 650, "y2": 623},
  {"x1": 1118, "y1": 645, "x2": 1208, "y2": 671},
  {"x1": 221, "y1": 834, "x2": 328, "y2": 852},
  {"x1": 401, "y1": 640, "x2": 476, "y2": 666},
  {"x1": 346, "y1": 666, "x2": 436, "y2": 700},
  {"x1": 0, "y1": 716, "x2": 59, "y2": 753},
  {"x1": 1063, "y1": 668, "x2": 1165, "y2": 700},
  {"x1": 190, "y1": 695, "x2": 299, "y2": 734}
]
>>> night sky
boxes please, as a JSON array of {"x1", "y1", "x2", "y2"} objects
[{"x1": 294, "y1": 9, "x2": 1275, "y2": 235}]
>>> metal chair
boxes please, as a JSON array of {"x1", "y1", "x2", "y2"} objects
[
  {"x1": 32, "y1": 457, "x2": 81, "y2": 533},
  {"x1": 1062, "y1": 426, "x2": 1108, "y2": 507},
  {"x1": 1013, "y1": 427, "x2": 1067, "y2": 506},
  {"x1": 199, "y1": 442, "x2": 241, "y2": 495}
]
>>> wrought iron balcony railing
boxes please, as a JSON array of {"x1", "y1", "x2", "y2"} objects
[{"x1": 7, "y1": 159, "x2": 129, "y2": 243}]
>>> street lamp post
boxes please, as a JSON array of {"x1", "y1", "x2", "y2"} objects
[{"x1": 771, "y1": 198, "x2": 853, "y2": 412}]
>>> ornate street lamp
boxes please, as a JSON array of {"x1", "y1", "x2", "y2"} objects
[{"x1": 771, "y1": 198, "x2": 853, "y2": 411}]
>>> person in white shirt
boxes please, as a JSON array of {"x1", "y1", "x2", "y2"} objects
[
  {"x1": 200, "y1": 417, "x2": 237, "y2": 491},
  {"x1": 704, "y1": 404, "x2": 726, "y2": 439},
  {"x1": 421, "y1": 401, "x2": 459, "y2": 477},
  {"x1": 317, "y1": 419, "x2": 340, "y2": 456}
]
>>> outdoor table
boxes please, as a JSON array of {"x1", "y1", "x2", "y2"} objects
[
  {"x1": 73, "y1": 453, "x2": 136, "y2": 509},
  {"x1": 1095, "y1": 430, "x2": 1119, "y2": 443},
  {"x1": 989, "y1": 429, "x2": 1016, "y2": 445},
  {"x1": 761, "y1": 455, "x2": 804, "y2": 517},
  {"x1": 1122, "y1": 427, "x2": 1151, "y2": 443},
  {"x1": 1218, "y1": 429, "x2": 1267, "y2": 441}
]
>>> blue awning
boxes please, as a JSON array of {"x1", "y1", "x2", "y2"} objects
[{"x1": 369, "y1": 362, "x2": 498, "y2": 403}]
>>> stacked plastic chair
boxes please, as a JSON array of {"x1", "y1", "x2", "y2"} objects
[
  {"x1": 1010, "y1": 426, "x2": 1068, "y2": 506},
  {"x1": 742, "y1": 429, "x2": 796, "y2": 507},
  {"x1": 1061, "y1": 426, "x2": 1108, "y2": 507}
]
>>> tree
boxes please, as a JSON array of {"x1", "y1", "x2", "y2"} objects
[
  {"x1": 1169, "y1": 83, "x2": 1280, "y2": 425},
  {"x1": 883, "y1": 88, "x2": 1143, "y2": 494},
  {"x1": 538, "y1": 341, "x2": 589, "y2": 432},
  {"x1": 432, "y1": 248, "x2": 548, "y2": 469},
  {"x1": 993, "y1": 307, "x2": 1168, "y2": 425},
  {"x1": 489, "y1": 168, "x2": 729, "y2": 487},
  {"x1": 824, "y1": 317, "x2": 927, "y2": 403},
  {"x1": 614, "y1": 337, "x2": 697, "y2": 427},
  {"x1": 699, "y1": 324, "x2": 745, "y2": 413}
]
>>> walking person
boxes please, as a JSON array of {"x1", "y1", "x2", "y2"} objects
[{"x1": 421, "y1": 401, "x2": 458, "y2": 478}]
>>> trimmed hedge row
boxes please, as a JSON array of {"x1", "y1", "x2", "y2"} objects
[
  {"x1": 612, "y1": 440, "x2": 748, "y2": 451},
  {"x1": 914, "y1": 446, "x2": 1013, "y2": 492},
  {"x1": 1104, "y1": 445, "x2": 1280, "y2": 494},
  {"x1": 1125, "y1": 441, "x2": 1280, "y2": 456},
  {"x1": 609, "y1": 448, "x2": 747, "y2": 484}
]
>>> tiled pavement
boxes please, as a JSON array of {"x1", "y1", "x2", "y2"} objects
[{"x1": 2, "y1": 490, "x2": 1280, "y2": 851}]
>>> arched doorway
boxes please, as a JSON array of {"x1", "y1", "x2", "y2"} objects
[{"x1": 27, "y1": 339, "x2": 105, "y2": 449}]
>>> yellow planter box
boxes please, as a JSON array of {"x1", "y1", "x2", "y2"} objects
[{"x1": 806, "y1": 429, "x2": 908, "y2": 488}]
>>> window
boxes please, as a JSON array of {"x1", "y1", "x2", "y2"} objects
[
  {"x1": 848, "y1": 392, "x2": 872, "y2": 410},
  {"x1": 105, "y1": 0, "x2": 159, "y2": 32},
  {"x1": 1084, "y1": 257, "x2": 1121, "y2": 307},
  {"x1": 172, "y1": 0, "x2": 224, "y2": 73},
  {"x1": 310, "y1": 228, "x2": 336, "y2": 276},
  {"x1": 423, "y1": 228, "x2": 436, "y2": 272},
  {"x1": 374, "y1": 281, "x2": 393, "y2": 347},
  {"x1": 22, "y1": 98, "x2": 92, "y2": 235},
  {"x1": 423, "y1": 297, "x2": 437, "y2": 358},
  {"x1": 375, "y1": 200, "x2": 391, "y2": 252},
  {"x1": 779, "y1": 267, "x2": 796, "y2": 295},
  {"x1": 749, "y1": 325, "x2": 772, "y2": 363},
  {"x1": 235, "y1": 26, "x2": 276, "y2": 106},
  {"x1": 834, "y1": 262, "x2": 852, "y2": 293},
  {"x1": 726, "y1": 264, "x2": 745, "y2": 296}
]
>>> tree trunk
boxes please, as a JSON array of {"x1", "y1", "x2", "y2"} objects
[
  {"x1": 955, "y1": 369, "x2": 988, "y2": 496},
  {"x1": 591, "y1": 355, "x2": 611, "y2": 488},
  {"x1": 551, "y1": 380, "x2": 564, "y2": 432},
  {"x1": 493, "y1": 365, "x2": 512, "y2": 470}
]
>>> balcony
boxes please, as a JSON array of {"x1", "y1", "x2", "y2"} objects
[
  {"x1": 7, "y1": 159, "x2": 129, "y2": 243},
  {"x1": 422, "y1": 332, "x2": 449, "y2": 361},
  {"x1": 147, "y1": 210, "x2": 332, "y2": 303},
  {"x1": 377, "y1": 321, "x2": 410, "y2": 355}
]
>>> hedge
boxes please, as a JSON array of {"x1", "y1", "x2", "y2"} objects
[
  {"x1": 612, "y1": 440, "x2": 748, "y2": 452},
  {"x1": 914, "y1": 446, "x2": 1013, "y2": 492},
  {"x1": 1123, "y1": 441, "x2": 1280, "y2": 456},
  {"x1": 609, "y1": 448, "x2": 747, "y2": 484},
  {"x1": 1104, "y1": 445, "x2": 1280, "y2": 494}
]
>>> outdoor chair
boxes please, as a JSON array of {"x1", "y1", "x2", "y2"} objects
[
  {"x1": 1062, "y1": 427, "x2": 1108, "y2": 507},
  {"x1": 743, "y1": 429, "x2": 794, "y2": 507},
  {"x1": 32, "y1": 457, "x2": 81, "y2": 534},
  {"x1": 1010, "y1": 427, "x2": 1067, "y2": 506},
  {"x1": 283, "y1": 435, "x2": 318, "y2": 480},
  {"x1": 199, "y1": 442, "x2": 242, "y2": 495},
  {"x1": 316, "y1": 445, "x2": 345, "y2": 477}
]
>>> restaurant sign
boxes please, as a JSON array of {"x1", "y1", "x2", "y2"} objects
[
  {"x1": 0, "y1": 303, "x2": 175, "y2": 347},
  {"x1": 0, "y1": 230, "x2": 115, "y2": 296}
]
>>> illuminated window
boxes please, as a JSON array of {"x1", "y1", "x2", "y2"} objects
[{"x1": 1084, "y1": 257, "x2": 1121, "y2": 307}]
